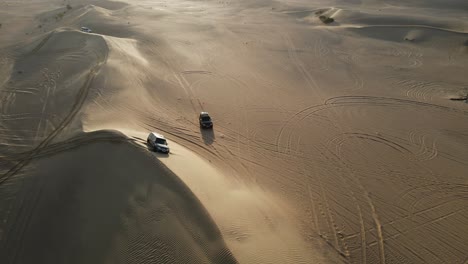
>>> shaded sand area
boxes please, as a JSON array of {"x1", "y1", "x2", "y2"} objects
[
  {"x1": 0, "y1": 131, "x2": 237, "y2": 263},
  {"x1": 1, "y1": 0, "x2": 468, "y2": 263}
]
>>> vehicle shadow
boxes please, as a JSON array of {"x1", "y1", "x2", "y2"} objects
[
  {"x1": 142, "y1": 140, "x2": 170, "y2": 158},
  {"x1": 148, "y1": 146, "x2": 170, "y2": 158},
  {"x1": 154, "y1": 152, "x2": 170, "y2": 158},
  {"x1": 200, "y1": 127, "x2": 215, "y2": 145}
]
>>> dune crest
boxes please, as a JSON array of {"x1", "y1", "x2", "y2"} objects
[
  {"x1": 0, "y1": 131, "x2": 238, "y2": 264},
  {"x1": 1, "y1": 0, "x2": 468, "y2": 263}
]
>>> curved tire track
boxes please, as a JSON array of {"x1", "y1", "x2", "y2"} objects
[{"x1": 0, "y1": 49, "x2": 107, "y2": 185}]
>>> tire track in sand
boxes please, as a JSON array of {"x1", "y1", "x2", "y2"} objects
[
  {"x1": 304, "y1": 138, "x2": 386, "y2": 263},
  {"x1": 304, "y1": 154, "x2": 366, "y2": 263},
  {"x1": 28, "y1": 32, "x2": 55, "y2": 55},
  {"x1": 0, "y1": 59, "x2": 106, "y2": 184},
  {"x1": 333, "y1": 49, "x2": 365, "y2": 91},
  {"x1": 275, "y1": 33, "x2": 322, "y2": 154},
  {"x1": 322, "y1": 96, "x2": 468, "y2": 117},
  {"x1": 1, "y1": 131, "x2": 132, "y2": 163},
  {"x1": 1, "y1": 66, "x2": 107, "y2": 264},
  {"x1": 0, "y1": 33, "x2": 108, "y2": 263}
]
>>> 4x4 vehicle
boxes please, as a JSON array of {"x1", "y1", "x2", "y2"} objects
[
  {"x1": 80, "y1": 27, "x2": 92, "y2": 33},
  {"x1": 199, "y1": 112, "x2": 213, "y2": 129},
  {"x1": 147, "y1": 132, "x2": 170, "y2": 154}
]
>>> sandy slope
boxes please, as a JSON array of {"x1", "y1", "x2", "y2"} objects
[
  {"x1": 0, "y1": 131, "x2": 237, "y2": 264},
  {"x1": 1, "y1": 0, "x2": 468, "y2": 263}
]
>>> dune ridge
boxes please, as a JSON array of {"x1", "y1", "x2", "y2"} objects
[
  {"x1": 0, "y1": 131, "x2": 238, "y2": 264},
  {"x1": 1, "y1": 0, "x2": 467, "y2": 263}
]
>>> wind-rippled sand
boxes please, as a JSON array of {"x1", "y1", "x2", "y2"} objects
[{"x1": 0, "y1": 0, "x2": 467, "y2": 263}]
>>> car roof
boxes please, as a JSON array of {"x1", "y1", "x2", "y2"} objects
[
  {"x1": 200, "y1": 112, "x2": 210, "y2": 116},
  {"x1": 150, "y1": 132, "x2": 165, "y2": 138}
]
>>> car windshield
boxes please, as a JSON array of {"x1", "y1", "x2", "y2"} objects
[
  {"x1": 201, "y1": 116, "x2": 211, "y2": 121},
  {"x1": 155, "y1": 138, "x2": 167, "y2": 145}
]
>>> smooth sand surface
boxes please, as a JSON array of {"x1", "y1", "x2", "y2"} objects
[{"x1": 1, "y1": 0, "x2": 467, "y2": 263}]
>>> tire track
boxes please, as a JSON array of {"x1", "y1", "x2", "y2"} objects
[
  {"x1": 366, "y1": 207, "x2": 468, "y2": 248},
  {"x1": 179, "y1": 68, "x2": 309, "y2": 168},
  {"x1": 330, "y1": 132, "x2": 413, "y2": 156},
  {"x1": 276, "y1": 95, "x2": 443, "y2": 158},
  {"x1": 270, "y1": 95, "x2": 466, "y2": 169},
  {"x1": 307, "y1": 183, "x2": 321, "y2": 237},
  {"x1": 117, "y1": 93, "x2": 306, "y2": 172},
  {"x1": 34, "y1": 68, "x2": 61, "y2": 141},
  {"x1": 345, "y1": 193, "x2": 467, "y2": 240},
  {"x1": 160, "y1": 34, "x2": 306, "y2": 170},
  {"x1": 408, "y1": 129, "x2": 439, "y2": 161},
  {"x1": 398, "y1": 183, "x2": 468, "y2": 215},
  {"x1": 105, "y1": 92, "x2": 228, "y2": 163},
  {"x1": 0, "y1": 48, "x2": 107, "y2": 185},
  {"x1": 313, "y1": 37, "x2": 330, "y2": 71},
  {"x1": 1, "y1": 132, "x2": 132, "y2": 162},
  {"x1": 6, "y1": 168, "x2": 46, "y2": 264},
  {"x1": 394, "y1": 79, "x2": 441, "y2": 101},
  {"x1": 275, "y1": 32, "x2": 323, "y2": 154},
  {"x1": 181, "y1": 70, "x2": 212, "y2": 75},
  {"x1": 323, "y1": 96, "x2": 468, "y2": 116},
  {"x1": 28, "y1": 32, "x2": 54, "y2": 55},
  {"x1": 0, "y1": 51, "x2": 107, "y2": 262},
  {"x1": 303, "y1": 141, "x2": 387, "y2": 263},
  {"x1": 317, "y1": 170, "x2": 351, "y2": 260},
  {"x1": 315, "y1": 97, "x2": 467, "y2": 163},
  {"x1": 152, "y1": 48, "x2": 204, "y2": 113},
  {"x1": 333, "y1": 49, "x2": 365, "y2": 91},
  {"x1": 389, "y1": 46, "x2": 423, "y2": 69},
  {"x1": 304, "y1": 161, "x2": 367, "y2": 263},
  {"x1": 386, "y1": 75, "x2": 467, "y2": 102}
]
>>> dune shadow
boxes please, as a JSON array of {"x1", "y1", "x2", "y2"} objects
[
  {"x1": 0, "y1": 132, "x2": 237, "y2": 264},
  {"x1": 200, "y1": 127, "x2": 215, "y2": 145}
]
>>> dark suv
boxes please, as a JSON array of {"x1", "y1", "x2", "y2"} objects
[{"x1": 199, "y1": 112, "x2": 213, "y2": 129}]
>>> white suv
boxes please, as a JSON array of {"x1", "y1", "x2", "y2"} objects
[
  {"x1": 80, "y1": 27, "x2": 92, "y2": 33},
  {"x1": 147, "y1": 132, "x2": 170, "y2": 154}
]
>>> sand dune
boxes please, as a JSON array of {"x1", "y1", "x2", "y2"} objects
[
  {"x1": 0, "y1": 29, "x2": 108, "y2": 158},
  {"x1": 0, "y1": 131, "x2": 237, "y2": 264},
  {"x1": 1, "y1": 0, "x2": 467, "y2": 263}
]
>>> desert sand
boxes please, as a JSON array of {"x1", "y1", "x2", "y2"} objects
[{"x1": 0, "y1": 0, "x2": 467, "y2": 263}]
